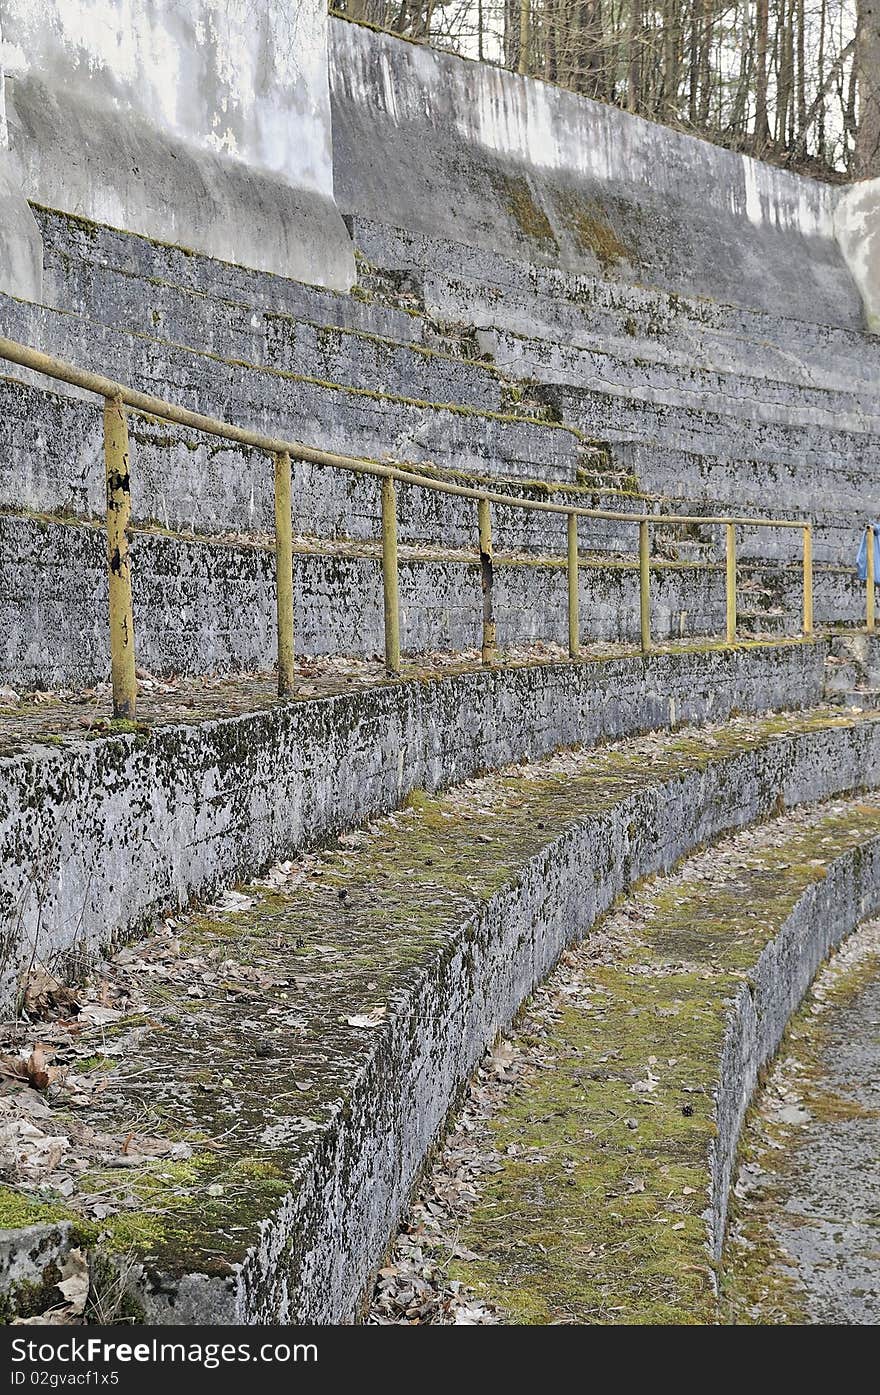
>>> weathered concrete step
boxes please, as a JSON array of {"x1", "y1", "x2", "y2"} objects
[
  {"x1": 827, "y1": 632, "x2": 880, "y2": 686},
  {"x1": 1, "y1": 372, "x2": 868, "y2": 611},
  {"x1": 828, "y1": 688, "x2": 880, "y2": 710},
  {"x1": 480, "y1": 319, "x2": 880, "y2": 402},
  {"x1": 2, "y1": 707, "x2": 879, "y2": 1322},
  {"x1": 825, "y1": 655, "x2": 863, "y2": 694},
  {"x1": 0, "y1": 296, "x2": 584, "y2": 486},
  {"x1": 42, "y1": 251, "x2": 511, "y2": 417},
  {"x1": 413, "y1": 794, "x2": 880, "y2": 1324},
  {"x1": 0, "y1": 639, "x2": 826, "y2": 1016},
  {"x1": 617, "y1": 439, "x2": 880, "y2": 529},
  {"x1": 539, "y1": 379, "x2": 880, "y2": 475},
  {"x1": 6, "y1": 286, "x2": 876, "y2": 522},
  {"x1": 486, "y1": 324, "x2": 880, "y2": 423},
  {"x1": 737, "y1": 609, "x2": 791, "y2": 636},
  {"x1": 5, "y1": 376, "x2": 858, "y2": 569},
  {"x1": 31, "y1": 210, "x2": 880, "y2": 482},
  {"x1": 35, "y1": 205, "x2": 427, "y2": 349},
  {"x1": 36, "y1": 218, "x2": 878, "y2": 437},
  {"x1": 0, "y1": 511, "x2": 862, "y2": 688},
  {"x1": 0, "y1": 374, "x2": 622, "y2": 553},
  {"x1": 349, "y1": 218, "x2": 880, "y2": 390},
  {"x1": 435, "y1": 275, "x2": 880, "y2": 397}
]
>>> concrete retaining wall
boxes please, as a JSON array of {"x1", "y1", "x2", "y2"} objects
[
  {"x1": 329, "y1": 20, "x2": 862, "y2": 328},
  {"x1": 0, "y1": 641, "x2": 824, "y2": 1016},
  {"x1": 0, "y1": 0, "x2": 354, "y2": 290},
  {"x1": 0, "y1": 150, "x2": 40, "y2": 299}
]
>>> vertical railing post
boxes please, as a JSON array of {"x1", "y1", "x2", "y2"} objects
[
  {"x1": 639, "y1": 519, "x2": 651, "y2": 654},
  {"x1": 567, "y1": 512, "x2": 580, "y2": 659},
  {"x1": 274, "y1": 450, "x2": 295, "y2": 697},
  {"x1": 381, "y1": 475, "x2": 401, "y2": 674},
  {"x1": 104, "y1": 393, "x2": 137, "y2": 720},
  {"x1": 478, "y1": 496, "x2": 497, "y2": 666},
  {"x1": 802, "y1": 524, "x2": 813, "y2": 638},
  {"x1": 868, "y1": 524, "x2": 876, "y2": 634},
  {"x1": 725, "y1": 522, "x2": 737, "y2": 644}
]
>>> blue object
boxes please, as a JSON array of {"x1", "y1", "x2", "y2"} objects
[{"x1": 856, "y1": 524, "x2": 880, "y2": 582}]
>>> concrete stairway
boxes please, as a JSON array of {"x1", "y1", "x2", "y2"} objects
[
  {"x1": 3, "y1": 705, "x2": 880, "y2": 1322},
  {"x1": 0, "y1": 203, "x2": 875, "y2": 686}
]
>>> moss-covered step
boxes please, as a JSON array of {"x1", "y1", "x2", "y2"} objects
[
  {"x1": 417, "y1": 795, "x2": 880, "y2": 1324},
  {"x1": 4, "y1": 710, "x2": 880, "y2": 1324},
  {"x1": 0, "y1": 639, "x2": 823, "y2": 1021}
]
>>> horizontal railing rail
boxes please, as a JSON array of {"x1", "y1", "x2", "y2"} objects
[{"x1": 0, "y1": 335, "x2": 821, "y2": 719}]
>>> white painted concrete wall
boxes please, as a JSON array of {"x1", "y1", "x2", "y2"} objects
[
  {"x1": 0, "y1": 0, "x2": 355, "y2": 290},
  {"x1": 330, "y1": 19, "x2": 867, "y2": 329},
  {"x1": 836, "y1": 178, "x2": 880, "y2": 335}
]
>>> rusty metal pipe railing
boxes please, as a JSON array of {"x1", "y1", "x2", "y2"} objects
[
  {"x1": 0, "y1": 336, "x2": 819, "y2": 718},
  {"x1": 478, "y1": 497, "x2": 497, "y2": 666},
  {"x1": 566, "y1": 513, "x2": 580, "y2": 659}
]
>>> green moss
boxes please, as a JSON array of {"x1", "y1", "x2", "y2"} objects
[
  {"x1": 444, "y1": 794, "x2": 880, "y2": 1323},
  {"x1": 0, "y1": 1269, "x2": 64, "y2": 1325},
  {"x1": 76, "y1": 1055, "x2": 119, "y2": 1073},
  {"x1": 555, "y1": 193, "x2": 631, "y2": 271},
  {"x1": 489, "y1": 173, "x2": 557, "y2": 247},
  {"x1": 0, "y1": 1186, "x2": 77, "y2": 1231}
]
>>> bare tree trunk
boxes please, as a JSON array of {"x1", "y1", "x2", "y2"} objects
[
  {"x1": 730, "y1": 0, "x2": 753, "y2": 141},
  {"x1": 627, "y1": 0, "x2": 642, "y2": 110},
  {"x1": 817, "y1": 0, "x2": 827, "y2": 160},
  {"x1": 796, "y1": 0, "x2": 806, "y2": 141},
  {"x1": 754, "y1": 0, "x2": 771, "y2": 147},
  {"x1": 856, "y1": 0, "x2": 880, "y2": 174},
  {"x1": 662, "y1": 0, "x2": 680, "y2": 119},
  {"x1": 688, "y1": 0, "x2": 699, "y2": 123},
  {"x1": 518, "y1": 0, "x2": 531, "y2": 73},
  {"x1": 697, "y1": 0, "x2": 712, "y2": 125}
]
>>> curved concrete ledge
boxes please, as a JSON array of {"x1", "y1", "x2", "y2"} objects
[
  {"x1": 711, "y1": 836, "x2": 880, "y2": 1258},
  {"x1": 3, "y1": 709, "x2": 880, "y2": 1323},
  {"x1": 0, "y1": 640, "x2": 822, "y2": 1013},
  {"x1": 398, "y1": 794, "x2": 880, "y2": 1323},
  {"x1": 253, "y1": 726, "x2": 880, "y2": 1322}
]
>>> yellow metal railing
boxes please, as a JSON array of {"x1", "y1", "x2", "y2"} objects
[{"x1": 0, "y1": 336, "x2": 818, "y2": 719}]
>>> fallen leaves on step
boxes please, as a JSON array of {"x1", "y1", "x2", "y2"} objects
[
  {"x1": 344, "y1": 1007, "x2": 387, "y2": 1029},
  {"x1": 0, "y1": 1044, "x2": 58, "y2": 1092},
  {"x1": 22, "y1": 968, "x2": 81, "y2": 1022},
  {"x1": 489, "y1": 1038, "x2": 517, "y2": 1078}
]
